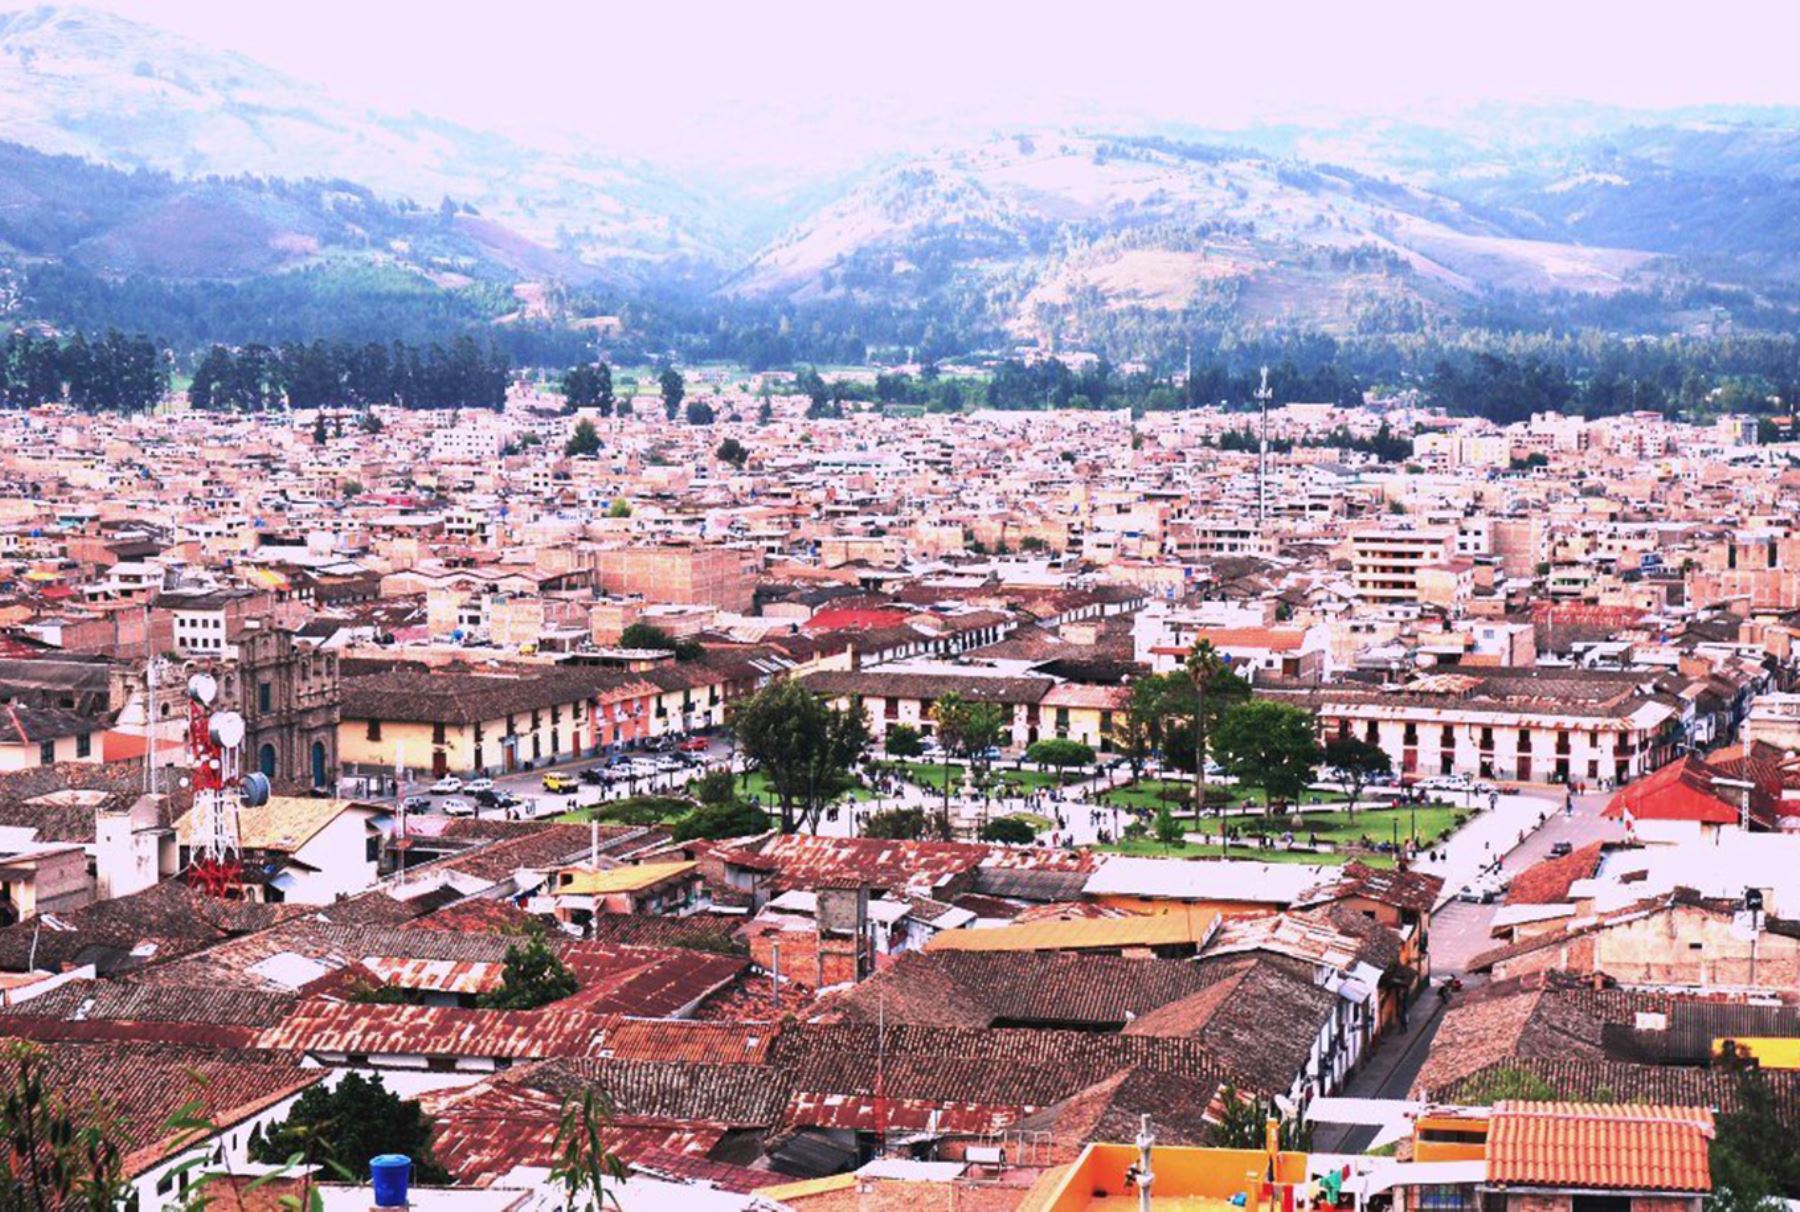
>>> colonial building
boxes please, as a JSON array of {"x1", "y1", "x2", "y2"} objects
[{"x1": 1267, "y1": 668, "x2": 1681, "y2": 787}]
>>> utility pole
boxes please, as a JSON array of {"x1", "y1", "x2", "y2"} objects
[
  {"x1": 1255, "y1": 365, "x2": 1273, "y2": 530},
  {"x1": 142, "y1": 608, "x2": 159, "y2": 798}
]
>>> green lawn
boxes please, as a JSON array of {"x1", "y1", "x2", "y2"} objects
[
  {"x1": 1094, "y1": 838, "x2": 1393, "y2": 867},
  {"x1": 1098, "y1": 779, "x2": 1198, "y2": 811},
  {"x1": 994, "y1": 767, "x2": 1072, "y2": 793},
  {"x1": 736, "y1": 769, "x2": 875, "y2": 805},
  {"x1": 1100, "y1": 780, "x2": 1349, "y2": 813},
  {"x1": 886, "y1": 762, "x2": 1073, "y2": 795},
  {"x1": 552, "y1": 794, "x2": 691, "y2": 826},
  {"x1": 1230, "y1": 805, "x2": 1470, "y2": 847}
]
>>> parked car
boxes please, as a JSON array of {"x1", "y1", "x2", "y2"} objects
[
  {"x1": 429, "y1": 776, "x2": 464, "y2": 795},
  {"x1": 463, "y1": 777, "x2": 496, "y2": 794},
  {"x1": 399, "y1": 794, "x2": 432, "y2": 813},
  {"x1": 474, "y1": 789, "x2": 520, "y2": 809},
  {"x1": 440, "y1": 798, "x2": 476, "y2": 817},
  {"x1": 1548, "y1": 840, "x2": 1574, "y2": 858},
  {"x1": 541, "y1": 772, "x2": 578, "y2": 794},
  {"x1": 580, "y1": 767, "x2": 608, "y2": 785},
  {"x1": 678, "y1": 736, "x2": 709, "y2": 753},
  {"x1": 653, "y1": 756, "x2": 685, "y2": 774}
]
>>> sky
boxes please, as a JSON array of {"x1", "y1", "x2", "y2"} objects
[{"x1": 20, "y1": 0, "x2": 1800, "y2": 170}]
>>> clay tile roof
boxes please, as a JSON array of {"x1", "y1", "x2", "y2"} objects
[
  {"x1": 0, "y1": 1042, "x2": 323, "y2": 1179},
  {"x1": 1487, "y1": 1101, "x2": 1713, "y2": 1192},
  {"x1": 1504, "y1": 842, "x2": 1606, "y2": 906}
]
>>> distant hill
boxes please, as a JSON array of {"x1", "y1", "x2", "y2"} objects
[
  {"x1": 722, "y1": 133, "x2": 1745, "y2": 345},
  {"x1": 2, "y1": 5, "x2": 1798, "y2": 356},
  {"x1": 0, "y1": 140, "x2": 599, "y2": 285},
  {"x1": 0, "y1": 5, "x2": 746, "y2": 275}
]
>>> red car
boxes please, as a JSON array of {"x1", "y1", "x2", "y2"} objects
[{"x1": 678, "y1": 736, "x2": 710, "y2": 753}]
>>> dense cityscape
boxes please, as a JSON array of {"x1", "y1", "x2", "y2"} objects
[{"x1": 0, "y1": 2, "x2": 1798, "y2": 1210}]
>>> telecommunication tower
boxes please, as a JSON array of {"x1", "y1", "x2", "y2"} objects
[
  {"x1": 1254, "y1": 365, "x2": 1274, "y2": 528},
  {"x1": 183, "y1": 672, "x2": 269, "y2": 898}
]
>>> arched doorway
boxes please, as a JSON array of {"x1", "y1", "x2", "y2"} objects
[
  {"x1": 311, "y1": 741, "x2": 327, "y2": 789},
  {"x1": 258, "y1": 743, "x2": 277, "y2": 780}
]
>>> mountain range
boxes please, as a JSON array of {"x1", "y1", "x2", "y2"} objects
[{"x1": 3, "y1": 4, "x2": 1799, "y2": 353}]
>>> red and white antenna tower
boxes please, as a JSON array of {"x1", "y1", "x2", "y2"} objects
[{"x1": 184, "y1": 672, "x2": 268, "y2": 898}]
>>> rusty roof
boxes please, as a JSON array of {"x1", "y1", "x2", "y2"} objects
[
  {"x1": 924, "y1": 908, "x2": 1218, "y2": 953},
  {"x1": 257, "y1": 1001, "x2": 611, "y2": 1058}
]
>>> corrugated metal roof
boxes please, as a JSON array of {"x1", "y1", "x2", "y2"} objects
[
  {"x1": 554, "y1": 861, "x2": 698, "y2": 895},
  {"x1": 257, "y1": 1001, "x2": 611, "y2": 1058},
  {"x1": 925, "y1": 908, "x2": 1218, "y2": 953}
]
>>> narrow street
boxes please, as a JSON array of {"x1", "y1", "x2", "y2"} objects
[{"x1": 1310, "y1": 786, "x2": 1620, "y2": 1150}]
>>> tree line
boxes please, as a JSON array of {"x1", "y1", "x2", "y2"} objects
[
  {"x1": 189, "y1": 335, "x2": 510, "y2": 411},
  {"x1": 0, "y1": 329, "x2": 167, "y2": 411}
]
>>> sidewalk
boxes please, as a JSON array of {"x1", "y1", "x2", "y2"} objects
[{"x1": 1310, "y1": 987, "x2": 1451, "y2": 1152}]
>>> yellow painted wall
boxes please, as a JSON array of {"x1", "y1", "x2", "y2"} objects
[
  {"x1": 1412, "y1": 1113, "x2": 1490, "y2": 1163},
  {"x1": 1715, "y1": 1038, "x2": 1800, "y2": 1069},
  {"x1": 1039, "y1": 1143, "x2": 1309, "y2": 1212}
]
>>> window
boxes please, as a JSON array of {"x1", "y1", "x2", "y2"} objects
[
  {"x1": 75, "y1": 733, "x2": 90, "y2": 759},
  {"x1": 38, "y1": 740, "x2": 53, "y2": 766},
  {"x1": 1571, "y1": 1197, "x2": 1631, "y2": 1212},
  {"x1": 366, "y1": 835, "x2": 381, "y2": 863},
  {"x1": 257, "y1": 681, "x2": 272, "y2": 713},
  {"x1": 1413, "y1": 1185, "x2": 1479, "y2": 1212},
  {"x1": 366, "y1": 719, "x2": 382, "y2": 742}
]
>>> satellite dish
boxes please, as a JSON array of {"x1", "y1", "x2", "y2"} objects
[
  {"x1": 208, "y1": 711, "x2": 245, "y2": 750},
  {"x1": 187, "y1": 673, "x2": 218, "y2": 705},
  {"x1": 241, "y1": 771, "x2": 272, "y2": 807}
]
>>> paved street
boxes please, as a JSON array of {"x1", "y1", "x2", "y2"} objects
[
  {"x1": 1312, "y1": 782, "x2": 1623, "y2": 1150},
  {"x1": 1423, "y1": 785, "x2": 1624, "y2": 969}
]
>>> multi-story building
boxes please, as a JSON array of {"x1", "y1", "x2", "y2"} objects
[{"x1": 1349, "y1": 527, "x2": 1457, "y2": 607}]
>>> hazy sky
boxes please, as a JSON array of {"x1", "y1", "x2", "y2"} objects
[{"x1": 32, "y1": 0, "x2": 1800, "y2": 167}]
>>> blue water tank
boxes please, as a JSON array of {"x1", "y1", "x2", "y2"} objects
[{"x1": 370, "y1": 1154, "x2": 411, "y2": 1207}]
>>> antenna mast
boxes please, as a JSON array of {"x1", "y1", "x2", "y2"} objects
[
  {"x1": 143, "y1": 606, "x2": 159, "y2": 798},
  {"x1": 184, "y1": 673, "x2": 267, "y2": 898},
  {"x1": 1255, "y1": 365, "x2": 1274, "y2": 529}
]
